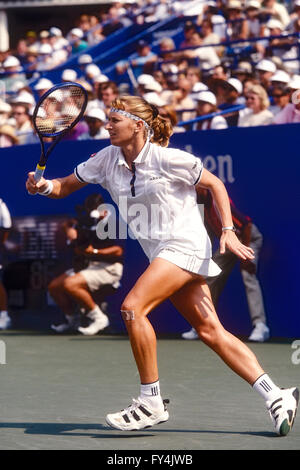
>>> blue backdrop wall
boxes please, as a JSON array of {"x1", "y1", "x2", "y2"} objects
[{"x1": 1, "y1": 124, "x2": 299, "y2": 337}]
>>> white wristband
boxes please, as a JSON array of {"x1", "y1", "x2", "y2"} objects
[
  {"x1": 38, "y1": 180, "x2": 53, "y2": 196},
  {"x1": 222, "y1": 226, "x2": 236, "y2": 232}
]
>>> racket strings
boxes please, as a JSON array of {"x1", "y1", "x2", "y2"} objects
[{"x1": 35, "y1": 86, "x2": 86, "y2": 136}]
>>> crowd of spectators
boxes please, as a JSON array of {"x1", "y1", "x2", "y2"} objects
[{"x1": 1, "y1": 0, "x2": 300, "y2": 147}]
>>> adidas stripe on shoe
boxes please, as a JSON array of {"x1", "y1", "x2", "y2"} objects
[
  {"x1": 267, "y1": 387, "x2": 299, "y2": 436},
  {"x1": 106, "y1": 397, "x2": 169, "y2": 431}
]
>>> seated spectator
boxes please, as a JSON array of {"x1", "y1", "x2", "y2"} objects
[
  {"x1": 255, "y1": 59, "x2": 276, "y2": 92},
  {"x1": 218, "y1": 77, "x2": 245, "y2": 126},
  {"x1": 0, "y1": 124, "x2": 19, "y2": 147},
  {"x1": 116, "y1": 40, "x2": 157, "y2": 79},
  {"x1": 1, "y1": 56, "x2": 27, "y2": 94},
  {"x1": 85, "y1": 63, "x2": 101, "y2": 83},
  {"x1": 179, "y1": 30, "x2": 221, "y2": 73},
  {"x1": 200, "y1": 18, "x2": 223, "y2": 56},
  {"x1": 87, "y1": 15, "x2": 105, "y2": 45},
  {"x1": 61, "y1": 69, "x2": 78, "y2": 83},
  {"x1": 0, "y1": 101, "x2": 12, "y2": 126},
  {"x1": 158, "y1": 37, "x2": 178, "y2": 75},
  {"x1": 179, "y1": 21, "x2": 198, "y2": 49},
  {"x1": 36, "y1": 43, "x2": 55, "y2": 71},
  {"x1": 261, "y1": 0, "x2": 290, "y2": 30},
  {"x1": 78, "y1": 108, "x2": 109, "y2": 140},
  {"x1": 273, "y1": 90, "x2": 300, "y2": 124},
  {"x1": 48, "y1": 27, "x2": 68, "y2": 66},
  {"x1": 232, "y1": 61, "x2": 253, "y2": 83},
  {"x1": 225, "y1": 0, "x2": 249, "y2": 42},
  {"x1": 198, "y1": 1, "x2": 227, "y2": 40},
  {"x1": 11, "y1": 102, "x2": 32, "y2": 144},
  {"x1": 33, "y1": 78, "x2": 54, "y2": 98},
  {"x1": 245, "y1": 0, "x2": 266, "y2": 36},
  {"x1": 68, "y1": 28, "x2": 88, "y2": 55},
  {"x1": 269, "y1": 84, "x2": 291, "y2": 116},
  {"x1": 209, "y1": 63, "x2": 228, "y2": 81},
  {"x1": 266, "y1": 19, "x2": 299, "y2": 75},
  {"x1": 170, "y1": 77, "x2": 196, "y2": 122},
  {"x1": 288, "y1": 0, "x2": 300, "y2": 33},
  {"x1": 102, "y1": 6, "x2": 126, "y2": 37},
  {"x1": 193, "y1": 91, "x2": 228, "y2": 130},
  {"x1": 238, "y1": 84, "x2": 274, "y2": 126},
  {"x1": 90, "y1": 81, "x2": 119, "y2": 117},
  {"x1": 270, "y1": 69, "x2": 290, "y2": 88}
]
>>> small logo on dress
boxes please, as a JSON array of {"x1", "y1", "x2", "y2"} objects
[
  {"x1": 90, "y1": 153, "x2": 97, "y2": 158},
  {"x1": 149, "y1": 176, "x2": 163, "y2": 181}
]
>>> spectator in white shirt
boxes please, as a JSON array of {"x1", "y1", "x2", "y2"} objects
[
  {"x1": 78, "y1": 108, "x2": 110, "y2": 140},
  {"x1": 238, "y1": 84, "x2": 274, "y2": 127},
  {"x1": 193, "y1": 90, "x2": 228, "y2": 130}
]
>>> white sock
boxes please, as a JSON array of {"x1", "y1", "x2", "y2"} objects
[
  {"x1": 252, "y1": 373, "x2": 281, "y2": 402},
  {"x1": 87, "y1": 305, "x2": 104, "y2": 318},
  {"x1": 139, "y1": 380, "x2": 162, "y2": 409}
]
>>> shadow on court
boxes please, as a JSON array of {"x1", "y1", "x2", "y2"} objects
[{"x1": 0, "y1": 422, "x2": 276, "y2": 439}]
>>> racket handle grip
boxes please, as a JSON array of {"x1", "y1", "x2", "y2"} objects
[{"x1": 34, "y1": 164, "x2": 46, "y2": 182}]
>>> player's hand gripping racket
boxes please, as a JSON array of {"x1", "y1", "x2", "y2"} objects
[{"x1": 32, "y1": 82, "x2": 88, "y2": 182}]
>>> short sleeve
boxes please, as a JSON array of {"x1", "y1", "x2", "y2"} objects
[
  {"x1": 0, "y1": 200, "x2": 12, "y2": 229},
  {"x1": 74, "y1": 147, "x2": 109, "y2": 187},
  {"x1": 166, "y1": 149, "x2": 203, "y2": 186}
]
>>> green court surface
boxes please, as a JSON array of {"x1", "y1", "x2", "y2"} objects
[{"x1": 0, "y1": 331, "x2": 299, "y2": 451}]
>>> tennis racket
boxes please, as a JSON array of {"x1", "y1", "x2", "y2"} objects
[{"x1": 32, "y1": 82, "x2": 88, "y2": 182}]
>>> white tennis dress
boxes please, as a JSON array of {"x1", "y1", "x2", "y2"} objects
[{"x1": 74, "y1": 141, "x2": 221, "y2": 277}]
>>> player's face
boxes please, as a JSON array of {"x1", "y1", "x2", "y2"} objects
[{"x1": 106, "y1": 111, "x2": 137, "y2": 147}]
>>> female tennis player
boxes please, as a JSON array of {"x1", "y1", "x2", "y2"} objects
[{"x1": 26, "y1": 95, "x2": 298, "y2": 436}]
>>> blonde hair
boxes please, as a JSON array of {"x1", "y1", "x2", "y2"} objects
[
  {"x1": 111, "y1": 95, "x2": 173, "y2": 147},
  {"x1": 247, "y1": 84, "x2": 270, "y2": 110}
]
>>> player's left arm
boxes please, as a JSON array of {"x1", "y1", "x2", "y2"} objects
[{"x1": 196, "y1": 168, "x2": 255, "y2": 260}]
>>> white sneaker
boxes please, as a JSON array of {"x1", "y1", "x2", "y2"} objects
[
  {"x1": 51, "y1": 314, "x2": 80, "y2": 333},
  {"x1": 78, "y1": 309, "x2": 109, "y2": 336},
  {"x1": 0, "y1": 311, "x2": 11, "y2": 330},
  {"x1": 267, "y1": 387, "x2": 299, "y2": 436},
  {"x1": 106, "y1": 397, "x2": 169, "y2": 431},
  {"x1": 248, "y1": 322, "x2": 270, "y2": 342},
  {"x1": 181, "y1": 328, "x2": 198, "y2": 340}
]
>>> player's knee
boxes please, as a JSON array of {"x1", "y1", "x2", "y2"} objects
[
  {"x1": 120, "y1": 296, "x2": 139, "y2": 321},
  {"x1": 197, "y1": 322, "x2": 221, "y2": 349}
]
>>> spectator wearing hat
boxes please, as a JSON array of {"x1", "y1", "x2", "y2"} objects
[
  {"x1": 266, "y1": 20, "x2": 299, "y2": 75},
  {"x1": 255, "y1": 59, "x2": 276, "y2": 92},
  {"x1": 78, "y1": 108, "x2": 109, "y2": 140},
  {"x1": 85, "y1": 63, "x2": 101, "y2": 83},
  {"x1": 33, "y1": 78, "x2": 54, "y2": 97},
  {"x1": 69, "y1": 28, "x2": 88, "y2": 55},
  {"x1": 36, "y1": 43, "x2": 55, "y2": 71},
  {"x1": 238, "y1": 84, "x2": 274, "y2": 127},
  {"x1": 0, "y1": 124, "x2": 19, "y2": 147},
  {"x1": 0, "y1": 101, "x2": 12, "y2": 127},
  {"x1": 269, "y1": 83, "x2": 291, "y2": 116},
  {"x1": 158, "y1": 37, "x2": 178, "y2": 74},
  {"x1": 220, "y1": 77, "x2": 245, "y2": 126},
  {"x1": 245, "y1": 1, "x2": 266, "y2": 39},
  {"x1": 261, "y1": 0, "x2": 290, "y2": 30},
  {"x1": 49, "y1": 28, "x2": 68, "y2": 66},
  {"x1": 287, "y1": 0, "x2": 300, "y2": 33},
  {"x1": 116, "y1": 40, "x2": 157, "y2": 79},
  {"x1": 61, "y1": 69, "x2": 78, "y2": 83},
  {"x1": 24, "y1": 46, "x2": 39, "y2": 79},
  {"x1": 232, "y1": 61, "x2": 253, "y2": 83},
  {"x1": 193, "y1": 91, "x2": 228, "y2": 130},
  {"x1": 225, "y1": 0, "x2": 249, "y2": 42},
  {"x1": 2, "y1": 56, "x2": 27, "y2": 93}
]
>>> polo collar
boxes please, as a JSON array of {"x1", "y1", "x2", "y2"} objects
[{"x1": 116, "y1": 140, "x2": 151, "y2": 168}]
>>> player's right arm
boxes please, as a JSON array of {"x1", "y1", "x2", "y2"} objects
[{"x1": 26, "y1": 172, "x2": 87, "y2": 198}]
